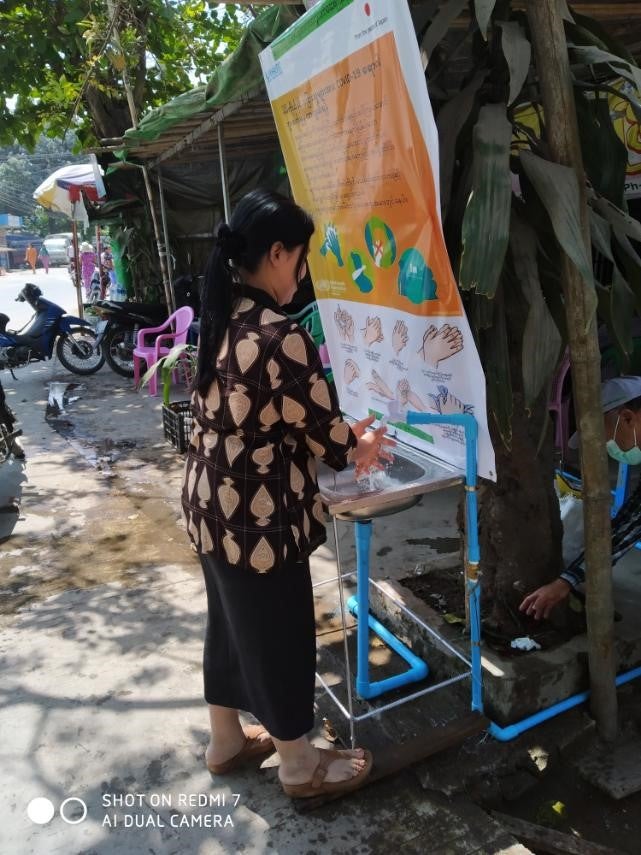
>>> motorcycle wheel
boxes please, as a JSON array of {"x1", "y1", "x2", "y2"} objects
[
  {"x1": 56, "y1": 329, "x2": 106, "y2": 375},
  {"x1": 104, "y1": 326, "x2": 135, "y2": 378}
]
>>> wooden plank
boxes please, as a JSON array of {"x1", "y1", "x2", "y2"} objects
[
  {"x1": 491, "y1": 812, "x2": 625, "y2": 855},
  {"x1": 294, "y1": 710, "x2": 488, "y2": 812}
]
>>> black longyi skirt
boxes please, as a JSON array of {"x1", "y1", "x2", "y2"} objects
[{"x1": 199, "y1": 552, "x2": 316, "y2": 741}]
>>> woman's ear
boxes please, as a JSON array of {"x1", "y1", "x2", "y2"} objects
[
  {"x1": 269, "y1": 241, "x2": 285, "y2": 265},
  {"x1": 619, "y1": 406, "x2": 637, "y2": 427}
]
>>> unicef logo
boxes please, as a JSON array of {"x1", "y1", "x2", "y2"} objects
[{"x1": 27, "y1": 796, "x2": 88, "y2": 825}]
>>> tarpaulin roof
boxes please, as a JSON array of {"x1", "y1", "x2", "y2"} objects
[{"x1": 116, "y1": 4, "x2": 299, "y2": 164}]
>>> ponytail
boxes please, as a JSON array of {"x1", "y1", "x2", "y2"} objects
[{"x1": 195, "y1": 189, "x2": 314, "y2": 396}]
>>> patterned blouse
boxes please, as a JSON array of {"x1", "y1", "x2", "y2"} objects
[{"x1": 181, "y1": 285, "x2": 357, "y2": 573}]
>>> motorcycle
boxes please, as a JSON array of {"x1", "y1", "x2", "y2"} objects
[
  {"x1": 0, "y1": 283, "x2": 105, "y2": 376},
  {"x1": 93, "y1": 300, "x2": 167, "y2": 378},
  {"x1": 0, "y1": 377, "x2": 24, "y2": 461}
]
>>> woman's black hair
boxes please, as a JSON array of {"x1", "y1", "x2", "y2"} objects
[{"x1": 195, "y1": 189, "x2": 314, "y2": 395}]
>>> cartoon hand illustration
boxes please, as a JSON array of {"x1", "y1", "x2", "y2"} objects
[
  {"x1": 429, "y1": 385, "x2": 474, "y2": 416},
  {"x1": 349, "y1": 251, "x2": 373, "y2": 294},
  {"x1": 367, "y1": 369, "x2": 394, "y2": 399},
  {"x1": 344, "y1": 359, "x2": 360, "y2": 385},
  {"x1": 419, "y1": 324, "x2": 464, "y2": 368},
  {"x1": 334, "y1": 306, "x2": 355, "y2": 343},
  {"x1": 362, "y1": 316, "x2": 384, "y2": 346},
  {"x1": 397, "y1": 378, "x2": 427, "y2": 412},
  {"x1": 392, "y1": 320, "x2": 409, "y2": 355},
  {"x1": 320, "y1": 223, "x2": 344, "y2": 267}
]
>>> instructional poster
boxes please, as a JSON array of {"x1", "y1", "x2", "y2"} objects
[{"x1": 260, "y1": 0, "x2": 496, "y2": 480}]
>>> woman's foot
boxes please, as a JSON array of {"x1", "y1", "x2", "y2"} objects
[
  {"x1": 205, "y1": 723, "x2": 273, "y2": 771},
  {"x1": 278, "y1": 745, "x2": 367, "y2": 786}
]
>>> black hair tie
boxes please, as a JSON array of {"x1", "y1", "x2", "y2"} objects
[{"x1": 216, "y1": 222, "x2": 246, "y2": 259}]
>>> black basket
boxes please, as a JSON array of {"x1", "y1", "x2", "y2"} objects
[{"x1": 162, "y1": 401, "x2": 193, "y2": 453}]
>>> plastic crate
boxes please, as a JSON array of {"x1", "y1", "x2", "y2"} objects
[{"x1": 162, "y1": 401, "x2": 193, "y2": 453}]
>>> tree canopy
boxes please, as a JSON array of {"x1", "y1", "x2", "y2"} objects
[{"x1": 0, "y1": 1, "x2": 252, "y2": 149}]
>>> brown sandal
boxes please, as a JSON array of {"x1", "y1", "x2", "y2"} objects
[
  {"x1": 206, "y1": 725, "x2": 274, "y2": 774},
  {"x1": 280, "y1": 747, "x2": 373, "y2": 798}
]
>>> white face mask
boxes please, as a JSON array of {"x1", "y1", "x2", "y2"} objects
[{"x1": 606, "y1": 416, "x2": 641, "y2": 465}]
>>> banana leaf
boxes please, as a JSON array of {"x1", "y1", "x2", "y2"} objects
[
  {"x1": 459, "y1": 103, "x2": 512, "y2": 297},
  {"x1": 520, "y1": 151, "x2": 596, "y2": 321},
  {"x1": 610, "y1": 267, "x2": 636, "y2": 364},
  {"x1": 498, "y1": 20, "x2": 531, "y2": 106},
  {"x1": 591, "y1": 197, "x2": 641, "y2": 243},
  {"x1": 474, "y1": 0, "x2": 497, "y2": 40},
  {"x1": 510, "y1": 217, "x2": 562, "y2": 410},
  {"x1": 436, "y1": 69, "x2": 486, "y2": 217},
  {"x1": 574, "y1": 91, "x2": 627, "y2": 206},
  {"x1": 420, "y1": 0, "x2": 468, "y2": 62},
  {"x1": 589, "y1": 210, "x2": 614, "y2": 262},
  {"x1": 569, "y1": 13, "x2": 635, "y2": 64}
]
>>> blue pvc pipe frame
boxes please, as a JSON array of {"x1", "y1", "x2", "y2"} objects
[
  {"x1": 406, "y1": 412, "x2": 483, "y2": 713},
  {"x1": 347, "y1": 521, "x2": 429, "y2": 700},
  {"x1": 406, "y1": 414, "x2": 641, "y2": 741}
]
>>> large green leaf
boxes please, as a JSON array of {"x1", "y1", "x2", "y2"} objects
[
  {"x1": 570, "y1": 13, "x2": 635, "y2": 64},
  {"x1": 589, "y1": 210, "x2": 614, "y2": 262},
  {"x1": 436, "y1": 69, "x2": 486, "y2": 216},
  {"x1": 610, "y1": 267, "x2": 636, "y2": 363},
  {"x1": 459, "y1": 103, "x2": 512, "y2": 297},
  {"x1": 575, "y1": 91, "x2": 627, "y2": 206},
  {"x1": 520, "y1": 151, "x2": 596, "y2": 317},
  {"x1": 474, "y1": 0, "x2": 496, "y2": 40},
  {"x1": 510, "y1": 217, "x2": 562, "y2": 410},
  {"x1": 591, "y1": 197, "x2": 641, "y2": 243},
  {"x1": 498, "y1": 20, "x2": 531, "y2": 106},
  {"x1": 559, "y1": 1, "x2": 574, "y2": 23},
  {"x1": 420, "y1": 0, "x2": 468, "y2": 61}
]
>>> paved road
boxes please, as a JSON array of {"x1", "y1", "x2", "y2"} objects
[{"x1": 0, "y1": 266, "x2": 80, "y2": 328}]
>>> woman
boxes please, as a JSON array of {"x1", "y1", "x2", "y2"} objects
[
  {"x1": 38, "y1": 244, "x2": 50, "y2": 274},
  {"x1": 182, "y1": 190, "x2": 393, "y2": 798},
  {"x1": 25, "y1": 243, "x2": 38, "y2": 274},
  {"x1": 79, "y1": 241, "x2": 96, "y2": 298}
]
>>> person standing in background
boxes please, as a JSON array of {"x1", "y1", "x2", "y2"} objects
[
  {"x1": 25, "y1": 243, "x2": 38, "y2": 274},
  {"x1": 38, "y1": 244, "x2": 50, "y2": 274},
  {"x1": 79, "y1": 241, "x2": 96, "y2": 298}
]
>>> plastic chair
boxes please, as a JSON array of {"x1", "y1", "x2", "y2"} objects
[
  {"x1": 549, "y1": 350, "x2": 572, "y2": 457},
  {"x1": 133, "y1": 306, "x2": 194, "y2": 396}
]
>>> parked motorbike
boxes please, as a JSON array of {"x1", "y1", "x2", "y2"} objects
[
  {"x1": 93, "y1": 300, "x2": 167, "y2": 378},
  {"x1": 0, "y1": 283, "x2": 105, "y2": 375},
  {"x1": 0, "y1": 377, "x2": 24, "y2": 461}
]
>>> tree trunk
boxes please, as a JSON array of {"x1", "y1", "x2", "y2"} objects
[
  {"x1": 526, "y1": 0, "x2": 617, "y2": 744},
  {"x1": 476, "y1": 282, "x2": 563, "y2": 632}
]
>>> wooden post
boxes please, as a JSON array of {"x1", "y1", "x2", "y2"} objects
[
  {"x1": 70, "y1": 218, "x2": 83, "y2": 318},
  {"x1": 525, "y1": 0, "x2": 617, "y2": 741}
]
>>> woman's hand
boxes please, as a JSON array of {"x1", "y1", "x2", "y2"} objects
[
  {"x1": 518, "y1": 578, "x2": 572, "y2": 620},
  {"x1": 349, "y1": 415, "x2": 395, "y2": 476}
]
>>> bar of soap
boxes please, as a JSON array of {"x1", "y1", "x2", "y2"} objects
[{"x1": 510, "y1": 636, "x2": 541, "y2": 652}]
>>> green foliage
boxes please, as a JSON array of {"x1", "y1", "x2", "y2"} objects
[
  {"x1": 140, "y1": 343, "x2": 197, "y2": 406},
  {"x1": 425, "y1": 1, "x2": 641, "y2": 447},
  {"x1": 0, "y1": 1, "x2": 249, "y2": 147}
]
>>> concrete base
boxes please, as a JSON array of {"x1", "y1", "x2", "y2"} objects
[
  {"x1": 576, "y1": 728, "x2": 641, "y2": 799},
  {"x1": 367, "y1": 556, "x2": 641, "y2": 726}
]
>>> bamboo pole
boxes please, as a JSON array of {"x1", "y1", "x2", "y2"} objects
[{"x1": 526, "y1": 0, "x2": 617, "y2": 741}]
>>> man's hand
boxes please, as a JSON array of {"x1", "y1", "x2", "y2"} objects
[{"x1": 518, "y1": 578, "x2": 572, "y2": 620}]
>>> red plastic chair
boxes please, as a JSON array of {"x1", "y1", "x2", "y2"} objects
[
  {"x1": 549, "y1": 349, "x2": 571, "y2": 456},
  {"x1": 133, "y1": 306, "x2": 194, "y2": 396}
]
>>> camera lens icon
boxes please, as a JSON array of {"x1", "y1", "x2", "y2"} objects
[{"x1": 27, "y1": 796, "x2": 87, "y2": 825}]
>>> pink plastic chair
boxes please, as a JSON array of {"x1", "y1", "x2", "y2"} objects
[
  {"x1": 133, "y1": 306, "x2": 194, "y2": 396},
  {"x1": 548, "y1": 349, "x2": 571, "y2": 456}
]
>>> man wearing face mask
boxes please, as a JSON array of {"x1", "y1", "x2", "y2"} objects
[{"x1": 520, "y1": 376, "x2": 641, "y2": 621}]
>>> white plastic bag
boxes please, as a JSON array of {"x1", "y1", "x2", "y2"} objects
[{"x1": 559, "y1": 492, "x2": 584, "y2": 567}]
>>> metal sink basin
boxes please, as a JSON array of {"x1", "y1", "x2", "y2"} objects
[{"x1": 317, "y1": 442, "x2": 464, "y2": 521}]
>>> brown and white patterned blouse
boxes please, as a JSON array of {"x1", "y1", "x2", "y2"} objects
[{"x1": 181, "y1": 285, "x2": 357, "y2": 573}]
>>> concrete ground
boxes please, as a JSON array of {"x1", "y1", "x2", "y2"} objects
[{"x1": 0, "y1": 358, "x2": 532, "y2": 854}]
